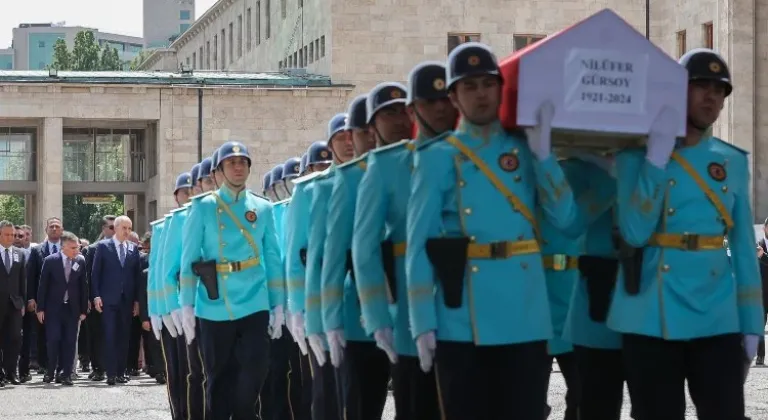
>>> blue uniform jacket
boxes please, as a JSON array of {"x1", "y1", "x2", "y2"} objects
[
  {"x1": 305, "y1": 168, "x2": 336, "y2": 338},
  {"x1": 147, "y1": 219, "x2": 166, "y2": 317},
  {"x1": 160, "y1": 205, "x2": 189, "y2": 312}
]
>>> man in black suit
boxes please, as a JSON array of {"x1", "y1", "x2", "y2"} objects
[
  {"x1": 36, "y1": 231, "x2": 88, "y2": 386},
  {"x1": 91, "y1": 215, "x2": 141, "y2": 385},
  {"x1": 0, "y1": 220, "x2": 28, "y2": 387},
  {"x1": 20, "y1": 217, "x2": 62, "y2": 380},
  {"x1": 82, "y1": 215, "x2": 115, "y2": 382}
]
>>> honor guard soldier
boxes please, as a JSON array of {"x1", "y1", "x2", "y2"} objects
[
  {"x1": 321, "y1": 89, "x2": 397, "y2": 419},
  {"x1": 299, "y1": 153, "x2": 309, "y2": 176},
  {"x1": 611, "y1": 49, "x2": 763, "y2": 419},
  {"x1": 263, "y1": 171, "x2": 273, "y2": 200},
  {"x1": 405, "y1": 42, "x2": 577, "y2": 419},
  {"x1": 304, "y1": 113, "x2": 354, "y2": 420},
  {"x1": 189, "y1": 163, "x2": 201, "y2": 195},
  {"x1": 353, "y1": 61, "x2": 457, "y2": 420},
  {"x1": 285, "y1": 140, "x2": 334, "y2": 354},
  {"x1": 270, "y1": 164, "x2": 287, "y2": 201},
  {"x1": 282, "y1": 156, "x2": 302, "y2": 195},
  {"x1": 163, "y1": 162, "x2": 212, "y2": 420},
  {"x1": 179, "y1": 141, "x2": 285, "y2": 420}
]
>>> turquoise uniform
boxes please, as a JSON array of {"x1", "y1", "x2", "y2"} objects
[
  {"x1": 352, "y1": 139, "x2": 425, "y2": 356},
  {"x1": 609, "y1": 137, "x2": 764, "y2": 339},
  {"x1": 148, "y1": 218, "x2": 167, "y2": 317},
  {"x1": 561, "y1": 161, "x2": 621, "y2": 349},
  {"x1": 406, "y1": 122, "x2": 577, "y2": 345},
  {"x1": 320, "y1": 155, "x2": 371, "y2": 342},
  {"x1": 305, "y1": 168, "x2": 335, "y2": 337},
  {"x1": 272, "y1": 199, "x2": 290, "y2": 261},
  {"x1": 179, "y1": 186, "x2": 284, "y2": 321},
  {"x1": 160, "y1": 205, "x2": 190, "y2": 312},
  {"x1": 285, "y1": 172, "x2": 325, "y2": 316}
]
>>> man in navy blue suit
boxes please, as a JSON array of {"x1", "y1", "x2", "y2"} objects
[
  {"x1": 36, "y1": 231, "x2": 87, "y2": 386},
  {"x1": 91, "y1": 215, "x2": 141, "y2": 386}
]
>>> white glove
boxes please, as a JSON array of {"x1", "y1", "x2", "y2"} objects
[
  {"x1": 181, "y1": 306, "x2": 196, "y2": 345},
  {"x1": 645, "y1": 106, "x2": 679, "y2": 169},
  {"x1": 162, "y1": 314, "x2": 178, "y2": 338},
  {"x1": 374, "y1": 327, "x2": 398, "y2": 364},
  {"x1": 270, "y1": 305, "x2": 285, "y2": 340},
  {"x1": 744, "y1": 334, "x2": 760, "y2": 361},
  {"x1": 150, "y1": 315, "x2": 163, "y2": 340},
  {"x1": 170, "y1": 309, "x2": 184, "y2": 335},
  {"x1": 327, "y1": 329, "x2": 346, "y2": 368},
  {"x1": 308, "y1": 334, "x2": 327, "y2": 367},
  {"x1": 416, "y1": 331, "x2": 437, "y2": 373},
  {"x1": 524, "y1": 101, "x2": 556, "y2": 160},
  {"x1": 291, "y1": 312, "x2": 308, "y2": 356}
]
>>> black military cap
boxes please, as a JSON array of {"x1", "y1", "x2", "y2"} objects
[
  {"x1": 345, "y1": 95, "x2": 368, "y2": 130},
  {"x1": 366, "y1": 82, "x2": 407, "y2": 124},
  {"x1": 679, "y1": 48, "x2": 732, "y2": 97},
  {"x1": 407, "y1": 61, "x2": 448, "y2": 106},
  {"x1": 446, "y1": 42, "x2": 500, "y2": 90}
]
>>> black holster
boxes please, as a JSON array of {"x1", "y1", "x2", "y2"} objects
[
  {"x1": 612, "y1": 229, "x2": 643, "y2": 296},
  {"x1": 299, "y1": 248, "x2": 308, "y2": 267},
  {"x1": 577, "y1": 256, "x2": 619, "y2": 322},
  {"x1": 191, "y1": 260, "x2": 219, "y2": 300},
  {"x1": 425, "y1": 237, "x2": 469, "y2": 309},
  {"x1": 380, "y1": 240, "x2": 397, "y2": 304}
]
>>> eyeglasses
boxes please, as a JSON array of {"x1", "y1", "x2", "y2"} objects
[
  {"x1": 107, "y1": 225, "x2": 114, "y2": 230},
  {"x1": 15, "y1": 234, "x2": 24, "y2": 239}
]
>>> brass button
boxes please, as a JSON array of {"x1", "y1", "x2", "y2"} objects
[
  {"x1": 661, "y1": 264, "x2": 670, "y2": 272},
  {"x1": 459, "y1": 180, "x2": 466, "y2": 187},
  {"x1": 514, "y1": 175, "x2": 522, "y2": 182},
  {"x1": 222, "y1": 275, "x2": 228, "y2": 280},
  {"x1": 218, "y1": 208, "x2": 223, "y2": 213},
  {"x1": 252, "y1": 224, "x2": 257, "y2": 228},
  {"x1": 240, "y1": 229, "x2": 244, "y2": 233},
  {"x1": 464, "y1": 208, "x2": 472, "y2": 215},
  {"x1": 513, "y1": 148, "x2": 519, "y2": 155},
  {"x1": 221, "y1": 242, "x2": 226, "y2": 246},
  {"x1": 669, "y1": 179, "x2": 676, "y2": 186},
  {"x1": 721, "y1": 185, "x2": 728, "y2": 193},
  {"x1": 469, "y1": 236, "x2": 477, "y2": 242},
  {"x1": 471, "y1": 265, "x2": 479, "y2": 273},
  {"x1": 220, "y1": 225, "x2": 225, "y2": 230},
  {"x1": 667, "y1": 208, "x2": 675, "y2": 215}
]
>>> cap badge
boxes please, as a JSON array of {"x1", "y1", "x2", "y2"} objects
[
  {"x1": 390, "y1": 89, "x2": 403, "y2": 99},
  {"x1": 320, "y1": 150, "x2": 330, "y2": 159},
  {"x1": 468, "y1": 55, "x2": 480, "y2": 66},
  {"x1": 709, "y1": 61, "x2": 721, "y2": 73},
  {"x1": 232, "y1": 145, "x2": 241, "y2": 153},
  {"x1": 294, "y1": 164, "x2": 300, "y2": 173},
  {"x1": 433, "y1": 78, "x2": 445, "y2": 90}
]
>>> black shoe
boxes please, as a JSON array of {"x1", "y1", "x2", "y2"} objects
[
  {"x1": 80, "y1": 364, "x2": 91, "y2": 373},
  {"x1": 37, "y1": 367, "x2": 46, "y2": 375},
  {"x1": 155, "y1": 374, "x2": 167, "y2": 385},
  {"x1": 106, "y1": 377, "x2": 116, "y2": 386},
  {"x1": 92, "y1": 372, "x2": 105, "y2": 381},
  {"x1": 42, "y1": 375, "x2": 53, "y2": 384},
  {"x1": 756, "y1": 357, "x2": 764, "y2": 366},
  {"x1": 62, "y1": 378, "x2": 74, "y2": 386},
  {"x1": 0, "y1": 381, "x2": 4, "y2": 388},
  {"x1": 55, "y1": 375, "x2": 63, "y2": 384},
  {"x1": 116, "y1": 376, "x2": 128, "y2": 384},
  {"x1": 19, "y1": 374, "x2": 32, "y2": 383},
  {"x1": 128, "y1": 369, "x2": 140, "y2": 377},
  {"x1": 7, "y1": 377, "x2": 20, "y2": 385}
]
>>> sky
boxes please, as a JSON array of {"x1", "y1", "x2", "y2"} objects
[{"x1": 0, "y1": 0, "x2": 218, "y2": 48}]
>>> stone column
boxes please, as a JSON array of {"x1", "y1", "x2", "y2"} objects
[{"x1": 36, "y1": 117, "x2": 63, "y2": 236}]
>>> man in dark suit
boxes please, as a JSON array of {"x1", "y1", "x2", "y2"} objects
[
  {"x1": 0, "y1": 220, "x2": 27, "y2": 386},
  {"x1": 20, "y1": 217, "x2": 63, "y2": 380},
  {"x1": 82, "y1": 215, "x2": 115, "y2": 381},
  {"x1": 36, "y1": 231, "x2": 88, "y2": 385},
  {"x1": 91, "y1": 215, "x2": 141, "y2": 385}
]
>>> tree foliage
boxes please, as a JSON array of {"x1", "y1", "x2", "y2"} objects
[
  {"x1": 0, "y1": 195, "x2": 25, "y2": 225},
  {"x1": 50, "y1": 30, "x2": 123, "y2": 71},
  {"x1": 129, "y1": 50, "x2": 152, "y2": 71},
  {"x1": 63, "y1": 195, "x2": 124, "y2": 242}
]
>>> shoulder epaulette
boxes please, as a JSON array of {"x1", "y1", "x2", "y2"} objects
[
  {"x1": 274, "y1": 198, "x2": 291, "y2": 206},
  {"x1": 163, "y1": 214, "x2": 172, "y2": 219},
  {"x1": 293, "y1": 170, "x2": 325, "y2": 185},
  {"x1": 190, "y1": 191, "x2": 212, "y2": 201},
  {"x1": 248, "y1": 191, "x2": 269, "y2": 200},
  {"x1": 712, "y1": 137, "x2": 749, "y2": 155},
  {"x1": 372, "y1": 139, "x2": 409, "y2": 155},
  {"x1": 182, "y1": 202, "x2": 192, "y2": 208},
  {"x1": 150, "y1": 218, "x2": 165, "y2": 226},
  {"x1": 417, "y1": 136, "x2": 444, "y2": 150},
  {"x1": 170, "y1": 206, "x2": 187, "y2": 214},
  {"x1": 338, "y1": 153, "x2": 369, "y2": 170},
  {"x1": 316, "y1": 165, "x2": 337, "y2": 180}
]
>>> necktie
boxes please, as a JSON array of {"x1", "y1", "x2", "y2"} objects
[
  {"x1": 119, "y1": 243, "x2": 125, "y2": 266},
  {"x1": 64, "y1": 258, "x2": 71, "y2": 302},
  {"x1": 51, "y1": 244, "x2": 57, "y2": 254},
  {"x1": 3, "y1": 249, "x2": 9, "y2": 274}
]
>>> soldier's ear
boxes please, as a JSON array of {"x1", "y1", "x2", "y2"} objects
[{"x1": 405, "y1": 105, "x2": 417, "y2": 124}]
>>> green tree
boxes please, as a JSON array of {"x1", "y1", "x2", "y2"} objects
[
  {"x1": 100, "y1": 44, "x2": 122, "y2": 71},
  {"x1": 129, "y1": 50, "x2": 152, "y2": 70},
  {"x1": 62, "y1": 195, "x2": 124, "y2": 242},
  {"x1": 50, "y1": 38, "x2": 71, "y2": 70},
  {"x1": 0, "y1": 195, "x2": 25, "y2": 225},
  {"x1": 49, "y1": 30, "x2": 124, "y2": 71},
  {"x1": 71, "y1": 31, "x2": 101, "y2": 71}
]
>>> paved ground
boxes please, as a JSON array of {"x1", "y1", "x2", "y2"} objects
[{"x1": 1, "y1": 363, "x2": 767, "y2": 419}]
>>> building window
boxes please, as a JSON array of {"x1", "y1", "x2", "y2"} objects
[
  {"x1": 278, "y1": 60, "x2": 282, "y2": 69},
  {"x1": 309, "y1": 42, "x2": 314, "y2": 64},
  {"x1": 199, "y1": 46, "x2": 204, "y2": 68},
  {"x1": 237, "y1": 16, "x2": 243, "y2": 57},
  {"x1": 206, "y1": 41, "x2": 211, "y2": 69},
  {"x1": 229, "y1": 23, "x2": 234, "y2": 63},
  {"x1": 180, "y1": 10, "x2": 191, "y2": 20},
  {"x1": 288, "y1": 55, "x2": 292, "y2": 68},
  {"x1": 256, "y1": 2, "x2": 261, "y2": 45},
  {"x1": 676, "y1": 30, "x2": 687, "y2": 58},
  {"x1": 281, "y1": 0, "x2": 287, "y2": 19},
  {"x1": 38, "y1": 41, "x2": 45, "y2": 48},
  {"x1": 293, "y1": 52, "x2": 298, "y2": 67},
  {"x1": 180, "y1": 23, "x2": 191, "y2": 33},
  {"x1": 265, "y1": 0, "x2": 271, "y2": 39},
  {"x1": 320, "y1": 36, "x2": 325, "y2": 57},
  {"x1": 192, "y1": 52, "x2": 196, "y2": 69},
  {"x1": 213, "y1": 35, "x2": 218, "y2": 69},
  {"x1": 38, "y1": 61, "x2": 45, "y2": 69},
  {"x1": 246, "y1": 9, "x2": 252, "y2": 51},
  {"x1": 186, "y1": 57, "x2": 190, "y2": 67},
  {"x1": 315, "y1": 39, "x2": 319, "y2": 60},
  {"x1": 447, "y1": 33, "x2": 481, "y2": 54},
  {"x1": 703, "y1": 22, "x2": 714, "y2": 48},
  {"x1": 513, "y1": 34, "x2": 545, "y2": 51},
  {"x1": 221, "y1": 28, "x2": 226, "y2": 68},
  {"x1": 303, "y1": 46, "x2": 308, "y2": 67}
]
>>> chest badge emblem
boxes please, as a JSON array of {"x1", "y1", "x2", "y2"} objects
[
  {"x1": 707, "y1": 162, "x2": 726, "y2": 182},
  {"x1": 245, "y1": 210, "x2": 258, "y2": 222},
  {"x1": 498, "y1": 153, "x2": 519, "y2": 172}
]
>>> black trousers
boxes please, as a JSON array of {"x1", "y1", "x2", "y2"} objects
[
  {"x1": 434, "y1": 340, "x2": 550, "y2": 420},
  {"x1": 0, "y1": 304, "x2": 22, "y2": 379},
  {"x1": 18, "y1": 311, "x2": 37, "y2": 375},
  {"x1": 161, "y1": 327, "x2": 185, "y2": 420},
  {"x1": 308, "y1": 348, "x2": 341, "y2": 420},
  {"x1": 126, "y1": 315, "x2": 143, "y2": 372},
  {"x1": 757, "y1": 311, "x2": 767, "y2": 360},
  {"x1": 199, "y1": 311, "x2": 271, "y2": 420},
  {"x1": 36, "y1": 319, "x2": 47, "y2": 370},
  {"x1": 261, "y1": 326, "x2": 300, "y2": 420},
  {"x1": 77, "y1": 314, "x2": 90, "y2": 368},
  {"x1": 290, "y1": 348, "x2": 313, "y2": 420},
  {"x1": 573, "y1": 346, "x2": 624, "y2": 420},
  {"x1": 184, "y1": 324, "x2": 209, "y2": 420},
  {"x1": 547, "y1": 352, "x2": 581, "y2": 420},
  {"x1": 339, "y1": 341, "x2": 389, "y2": 420},
  {"x1": 392, "y1": 355, "x2": 440, "y2": 420},
  {"x1": 623, "y1": 333, "x2": 745, "y2": 420},
  {"x1": 141, "y1": 328, "x2": 162, "y2": 376},
  {"x1": 87, "y1": 310, "x2": 104, "y2": 373}
]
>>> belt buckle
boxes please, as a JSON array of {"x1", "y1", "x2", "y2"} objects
[
  {"x1": 552, "y1": 254, "x2": 567, "y2": 271},
  {"x1": 680, "y1": 233, "x2": 700, "y2": 250},
  {"x1": 229, "y1": 261, "x2": 242, "y2": 272},
  {"x1": 489, "y1": 242, "x2": 508, "y2": 259}
]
